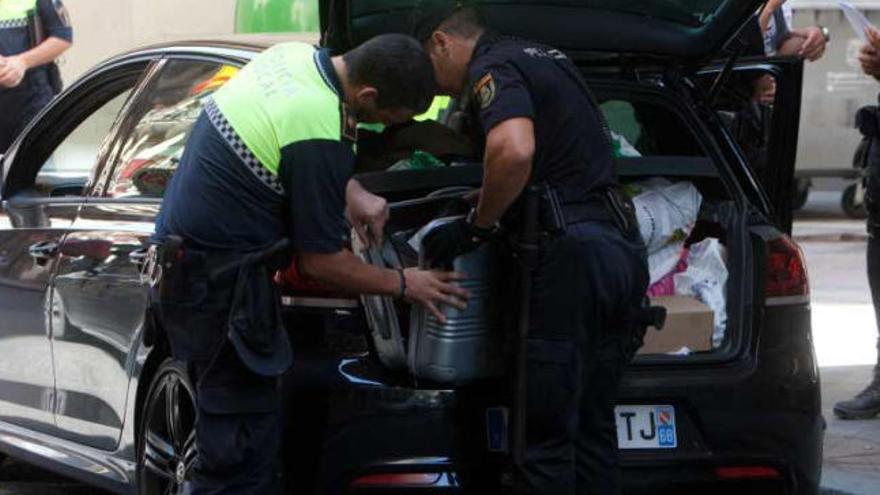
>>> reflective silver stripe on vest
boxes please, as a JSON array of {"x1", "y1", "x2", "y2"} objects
[
  {"x1": 0, "y1": 18, "x2": 27, "y2": 29},
  {"x1": 204, "y1": 98, "x2": 286, "y2": 196}
]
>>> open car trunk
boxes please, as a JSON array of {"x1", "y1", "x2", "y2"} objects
[
  {"x1": 303, "y1": 0, "x2": 802, "y2": 379},
  {"x1": 354, "y1": 167, "x2": 744, "y2": 381},
  {"x1": 351, "y1": 71, "x2": 755, "y2": 381},
  {"x1": 323, "y1": 0, "x2": 763, "y2": 61}
]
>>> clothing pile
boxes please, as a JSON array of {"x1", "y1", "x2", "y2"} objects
[{"x1": 630, "y1": 178, "x2": 729, "y2": 349}]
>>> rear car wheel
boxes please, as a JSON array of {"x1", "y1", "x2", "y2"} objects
[
  {"x1": 791, "y1": 178, "x2": 810, "y2": 211},
  {"x1": 842, "y1": 184, "x2": 868, "y2": 219},
  {"x1": 137, "y1": 359, "x2": 198, "y2": 495}
]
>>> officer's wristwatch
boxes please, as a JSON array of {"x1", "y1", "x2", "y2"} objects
[
  {"x1": 820, "y1": 25, "x2": 830, "y2": 44},
  {"x1": 466, "y1": 208, "x2": 500, "y2": 241}
]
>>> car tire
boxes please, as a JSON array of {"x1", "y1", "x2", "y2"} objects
[
  {"x1": 137, "y1": 359, "x2": 198, "y2": 495},
  {"x1": 842, "y1": 184, "x2": 868, "y2": 220},
  {"x1": 792, "y1": 178, "x2": 810, "y2": 211}
]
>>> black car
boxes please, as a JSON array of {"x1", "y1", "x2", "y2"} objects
[{"x1": 0, "y1": 1, "x2": 820, "y2": 494}]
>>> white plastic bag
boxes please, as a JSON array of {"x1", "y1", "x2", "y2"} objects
[
  {"x1": 673, "y1": 238, "x2": 728, "y2": 348},
  {"x1": 631, "y1": 179, "x2": 702, "y2": 255},
  {"x1": 648, "y1": 243, "x2": 686, "y2": 286},
  {"x1": 631, "y1": 179, "x2": 702, "y2": 285}
]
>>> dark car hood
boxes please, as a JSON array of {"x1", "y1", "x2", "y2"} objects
[{"x1": 322, "y1": 0, "x2": 763, "y2": 61}]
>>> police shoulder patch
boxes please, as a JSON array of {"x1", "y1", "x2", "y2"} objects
[{"x1": 473, "y1": 73, "x2": 496, "y2": 110}]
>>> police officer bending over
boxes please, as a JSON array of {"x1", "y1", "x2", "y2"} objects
[
  {"x1": 0, "y1": 0, "x2": 72, "y2": 153},
  {"x1": 414, "y1": 4, "x2": 649, "y2": 494},
  {"x1": 154, "y1": 35, "x2": 469, "y2": 494}
]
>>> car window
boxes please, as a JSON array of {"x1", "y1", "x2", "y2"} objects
[
  {"x1": 599, "y1": 99, "x2": 704, "y2": 158},
  {"x1": 32, "y1": 90, "x2": 132, "y2": 198},
  {"x1": 106, "y1": 61, "x2": 238, "y2": 199}
]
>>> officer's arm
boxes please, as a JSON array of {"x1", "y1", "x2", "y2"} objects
[
  {"x1": 468, "y1": 61, "x2": 536, "y2": 227},
  {"x1": 0, "y1": 0, "x2": 72, "y2": 87},
  {"x1": 473, "y1": 118, "x2": 535, "y2": 228},
  {"x1": 0, "y1": 38, "x2": 70, "y2": 87},
  {"x1": 298, "y1": 251, "x2": 469, "y2": 323},
  {"x1": 298, "y1": 250, "x2": 403, "y2": 296},
  {"x1": 345, "y1": 178, "x2": 388, "y2": 248},
  {"x1": 28, "y1": 0, "x2": 73, "y2": 66},
  {"x1": 281, "y1": 137, "x2": 468, "y2": 322},
  {"x1": 9, "y1": 37, "x2": 70, "y2": 69}
]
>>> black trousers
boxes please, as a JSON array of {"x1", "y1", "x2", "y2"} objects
[
  {"x1": 865, "y1": 141, "x2": 880, "y2": 376},
  {"x1": 188, "y1": 343, "x2": 282, "y2": 495},
  {"x1": 522, "y1": 221, "x2": 649, "y2": 494},
  {"x1": 157, "y1": 250, "x2": 283, "y2": 495}
]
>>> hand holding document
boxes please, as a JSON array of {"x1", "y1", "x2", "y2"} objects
[{"x1": 839, "y1": 1, "x2": 877, "y2": 43}]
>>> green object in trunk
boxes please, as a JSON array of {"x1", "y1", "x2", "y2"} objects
[{"x1": 235, "y1": 0, "x2": 319, "y2": 33}]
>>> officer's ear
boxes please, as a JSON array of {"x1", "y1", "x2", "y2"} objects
[
  {"x1": 354, "y1": 86, "x2": 380, "y2": 107},
  {"x1": 430, "y1": 31, "x2": 452, "y2": 57},
  {"x1": 354, "y1": 86, "x2": 379, "y2": 109}
]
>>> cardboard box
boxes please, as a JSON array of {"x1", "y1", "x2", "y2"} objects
[{"x1": 638, "y1": 296, "x2": 713, "y2": 355}]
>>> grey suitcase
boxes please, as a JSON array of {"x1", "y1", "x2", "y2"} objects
[
  {"x1": 355, "y1": 201, "x2": 508, "y2": 384},
  {"x1": 407, "y1": 217, "x2": 508, "y2": 385}
]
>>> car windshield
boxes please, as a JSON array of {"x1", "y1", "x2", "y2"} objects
[{"x1": 351, "y1": 0, "x2": 730, "y2": 28}]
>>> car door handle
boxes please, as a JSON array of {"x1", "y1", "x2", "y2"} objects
[
  {"x1": 129, "y1": 248, "x2": 149, "y2": 267},
  {"x1": 28, "y1": 241, "x2": 59, "y2": 259}
]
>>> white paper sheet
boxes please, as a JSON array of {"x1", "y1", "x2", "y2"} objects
[{"x1": 839, "y1": 0, "x2": 876, "y2": 42}]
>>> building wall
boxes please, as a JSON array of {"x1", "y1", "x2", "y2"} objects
[{"x1": 60, "y1": 0, "x2": 237, "y2": 82}]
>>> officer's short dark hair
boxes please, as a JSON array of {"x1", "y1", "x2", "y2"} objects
[
  {"x1": 412, "y1": 2, "x2": 485, "y2": 44},
  {"x1": 343, "y1": 34, "x2": 436, "y2": 113}
]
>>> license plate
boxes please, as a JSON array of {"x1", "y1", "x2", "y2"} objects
[{"x1": 615, "y1": 405, "x2": 677, "y2": 449}]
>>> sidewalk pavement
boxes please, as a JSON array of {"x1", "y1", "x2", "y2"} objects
[
  {"x1": 820, "y1": 365, "x2": 880, "y2": 495},
  {"x1": 794, "y1": 193, "x2": 880, "y2": 494}
]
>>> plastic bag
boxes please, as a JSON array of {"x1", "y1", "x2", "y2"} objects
[
  {"x1": 673, "y1": 238, "x2": 728, "y2": 348},
  {"x1": 647, "y1": 248, "x2": 688, "y2": 297},
  {"x1": 631, "y1": 178, "x2": 703, "y2": 254},
  {"x1": 612, "y1": 131, "x2": 641, "y2": 158}
]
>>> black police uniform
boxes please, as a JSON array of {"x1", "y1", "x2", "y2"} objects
[
  {"x1": 832, "y1": 99, "x2": 880, "y2": 419},
  {"x1": 0, "y1": 0, "x2": 71, "y2": 153},
  {"x1": 465, "y1": 34, "x2": 649, "y2": 494},
  {"x1": 854, "y1": 102, "x2": 880, "y2": 379}
]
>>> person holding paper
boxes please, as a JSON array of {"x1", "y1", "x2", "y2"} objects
[
  {"x1": 835, "y1": 26, "x2": 880, "y2": 420},
  {"x1": 859, "y1": 27, "x2": 880, "y2": 78}
]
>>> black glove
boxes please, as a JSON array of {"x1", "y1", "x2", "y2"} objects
[{"x1": 422, "y1": 218, "x2": 492, "y2": 269}]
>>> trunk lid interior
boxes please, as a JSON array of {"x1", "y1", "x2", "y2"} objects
[{"x1": 322, "y1": 0, "x2": 763, "y2": 61}]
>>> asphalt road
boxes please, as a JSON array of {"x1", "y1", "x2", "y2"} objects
[{"x1": 0, "y1": 456, "x2": 109, "y2": 494}]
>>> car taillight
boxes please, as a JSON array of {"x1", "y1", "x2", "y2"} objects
[
  {"x1": 765, "y1": 235, "x2": 809, "y2": 302},
  {"x1": 350, "y1": 473, "x2": 443, "y2": 487},
  {"x1": 715, "y1": 466, "x2": 781, "y2": 480}
]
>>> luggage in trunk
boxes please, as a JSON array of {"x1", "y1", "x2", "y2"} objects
[{"x1": 353, "y1": 196, "x2": 508, "y2": 385}]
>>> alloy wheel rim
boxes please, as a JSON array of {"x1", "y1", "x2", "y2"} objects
[{"x1": 141, "y1": 372, "x2": 197, "y2": 495}]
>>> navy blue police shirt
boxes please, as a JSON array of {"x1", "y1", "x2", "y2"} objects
[
  {"x1": 155, "y1": 49, "x2": 352, "y2": 255},
  {"x1": 466, "y1": 34, "x2": 617, "y2": 198}
]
